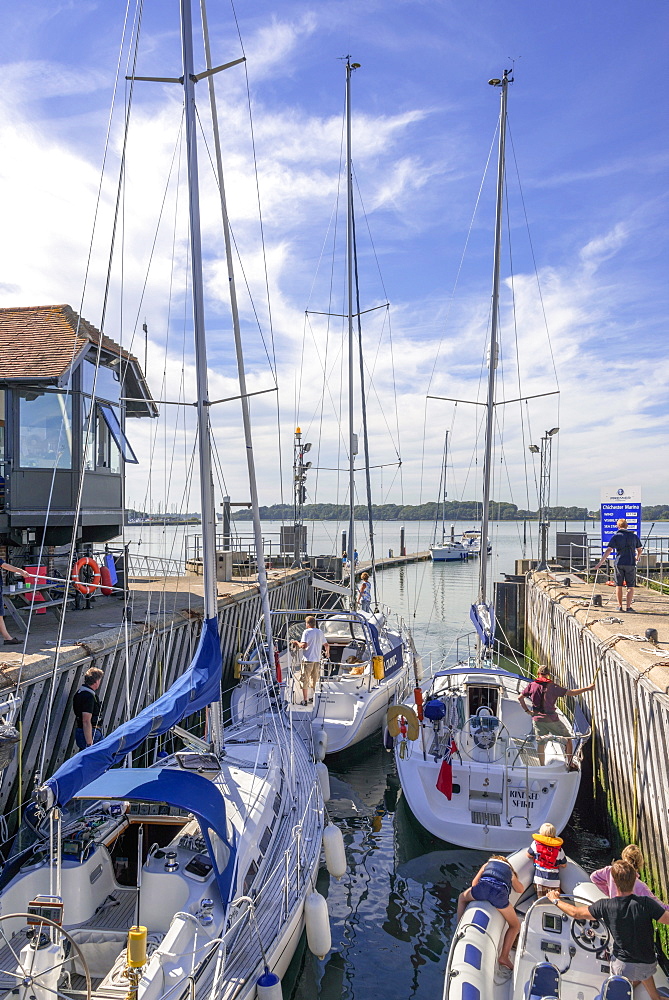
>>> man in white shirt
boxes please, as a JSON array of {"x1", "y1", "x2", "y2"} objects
[{"x1": 297, "y1": 615, "x2": 329, "y2": 706}]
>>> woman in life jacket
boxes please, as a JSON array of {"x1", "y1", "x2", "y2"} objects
[{"x1": 527, "y1": 822, "x2": 567, "y2": 897}]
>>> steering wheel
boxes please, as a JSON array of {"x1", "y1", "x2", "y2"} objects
[
  {"x1": 0, "y1": 912, "x2": 91, "y2": 1000},
  {"x1": 460, "y1": 718, "x2": 508, "y2": 762},
  {"x1": 565, "y1": 895, "x2": 611, "y2": 955}
]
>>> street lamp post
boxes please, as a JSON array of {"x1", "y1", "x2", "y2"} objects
[{"x1": 529, "y1": 427, "x2": 559, "y2": 571}]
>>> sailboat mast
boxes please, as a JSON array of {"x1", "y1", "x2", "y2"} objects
[
  {"x1": 442, "y1": 429, "x2": 449, "y2": 542},
  {"x1": 346, "y1": 58, "x2": 357, "y2": 609},
  {"x1": 180, "y1": 0, "x2": 222, "y2": 749},
  {"x1": 477, "y1": 70, "x2": 509, "y2": 607},
  {"x1": 199, "y1": 0, "x2": 275, "y2": 666}
]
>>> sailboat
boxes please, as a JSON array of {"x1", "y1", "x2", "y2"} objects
[
  {"x1": 391, "y1": 71, "x2": 589, "y2": 851},
  {"x1": 232, "y1": 59, "x2": 416, "y2": 756},
  {"x1": 430, "y1": 432, "x2": 470, "y2": 562},
  {"x1": 0, "y1": 4, "x2": 325, "y2": 998}
]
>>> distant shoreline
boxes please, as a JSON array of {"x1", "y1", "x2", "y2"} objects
[{"x1": 229, "y1": 502, "x2": 668, "y2": 523}]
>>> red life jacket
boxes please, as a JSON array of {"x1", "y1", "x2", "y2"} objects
[{"x1": 533, "y1": 833, "x2": 563, "y2": 869}]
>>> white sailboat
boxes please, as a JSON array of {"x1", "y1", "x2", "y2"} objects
[
  {"x1": 0, "y1": 5, "x2": 326, "y2": 999},
  {"x1": 430, "y1": 431, "x2": 469, "y2": 562},
  {"x1": 444, "y1": 848, "x2": 669, "y2": 998},
  {"x1": 460, "y1": 527, "x2": 492, "y2": 556},
  {"x1": 232, "y1": 59, "x2": 415, "y2": 756},
  {"x1": 430, "y1": 432, "x2": 471, "y2": 562},
  {"x1": 391, "y1": 71, "x2": 588, "y2": 851}
]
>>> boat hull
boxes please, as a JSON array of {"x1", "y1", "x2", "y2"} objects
[{"x1": 397, "y1": 748, "x2": 580, "y2": 851}]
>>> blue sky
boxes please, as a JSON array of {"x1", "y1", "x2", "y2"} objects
[{"x1": 1, "y1": 0, "x2": 667, "y2": 514}]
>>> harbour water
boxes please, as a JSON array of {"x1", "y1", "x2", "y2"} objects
[{"x1": 115, "y1": 518, "x2": 612, "y2": 997}]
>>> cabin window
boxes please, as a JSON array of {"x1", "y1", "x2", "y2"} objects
[
  {"x1": 243, "y1": 859, "x2": 258, "y2": 894},
  {"x1": 82, "y1": 356, "x2": 121, "y2": 404},
  {"x1": 258, "y1": 826, "x2": 272, "y2": 855},
  {"x1": 19, "y1": 390, "x2": 72, "y2": 469}
]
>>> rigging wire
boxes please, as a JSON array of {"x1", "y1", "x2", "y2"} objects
[{"x1": 34, "y1": 0, "x2": 144, "y2": 788}]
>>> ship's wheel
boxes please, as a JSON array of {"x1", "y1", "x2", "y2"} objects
[{"x1": 0, "y1": 912, "x2": 91, "y2": 1000}]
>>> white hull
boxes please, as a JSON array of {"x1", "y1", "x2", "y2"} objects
[
  {"x1": 394, "y1": 667, "x2": 587, "y2": 851},
  {"x1": 430, "y1": 543, "x2": 471, "y2": 562},
  {"x1": 445, "y1": 850, "x2": 669, "y2": 999},
  {"x1": 232, "y1": 609, "x2": 415, "y2": 756},
  {"x1": 0, "y1": 709, "x2": 324, "y2": 1000},
  {"x1": 398, "y1": 744, "x2": 580, "y2": 851}
]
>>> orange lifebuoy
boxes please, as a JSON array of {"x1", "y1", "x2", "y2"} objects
[
  {"x1": 100, "y1": 565, "x2": 113, "y2": 596},
  {"x1": 72, "y1": 557, "x2": 101, "y2": 596}
]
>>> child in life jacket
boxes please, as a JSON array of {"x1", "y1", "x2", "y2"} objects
[{"x1": 527, "y1": 822, "x2": 566, "y2": 897}]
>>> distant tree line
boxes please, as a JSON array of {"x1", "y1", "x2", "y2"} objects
[{"x1": 231, "y1": 501, "x2": 652, "y2": 522}]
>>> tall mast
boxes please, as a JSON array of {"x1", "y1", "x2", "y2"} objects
[
  {"x1": 180, "y1": 0, "x2": 222, "y2": 750},
  {"x1": 199, "y1": 0, "x2": 275, "y2": 666},
  {"x1": 477, "y1": 70, "x2": 510, "y2": 608},
  {"x1": 442, "y1": 430, "x2": 449, "y2": 542},
  {"x1": 346, "y1": 58, "x2": 358, "y2": 609}
]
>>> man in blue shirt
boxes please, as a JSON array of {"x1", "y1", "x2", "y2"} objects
[{"x1": 594, "y1": 518, "x2": 643, "y2": 613}]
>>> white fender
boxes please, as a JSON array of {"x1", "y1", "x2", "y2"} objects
[
  {"x1": 313, "y1": 727, "x2": 328, "y2": 761},
  {"x1": 305, "y1": 891, "x2": 331, "y2": 959},
  {"x1": 323, "y1": 824, "x2": 346, "y2": 878},
  {"x1": 316, "y1": 761, "x2": 330, "y2": 801},
  {"x1": 256, "y1": 968, "x2": 282, "y2": 1000}
]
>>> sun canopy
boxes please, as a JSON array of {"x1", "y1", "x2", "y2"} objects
[
  {"x1": 45, "y1": 616, "x2": 221, "y2": 808},
  {"x1": 77, "y1": 766, "x2": 236, "y2": 903},
  {"x1": 76, "y1": 767, "x2": 230, "y2": 851}
]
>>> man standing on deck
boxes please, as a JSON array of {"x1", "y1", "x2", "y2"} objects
[
  {"x1": 296, "y1": 616, "x2": 329, "y2": 706},
  {"x1": 594, "y1": 517, "x2": 643, "y2": 613},
  {"x1": 518, "y1": 666, "x2": 595, "y2": 766},
  {"x1": 548, "y1": 860, "x2": 669, "y2": 999},
  {"x1": 73, "y1": 667, "x2": 104, "y2": 749}
]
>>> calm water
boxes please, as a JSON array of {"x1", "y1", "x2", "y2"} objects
[{"x1": 117, "y1": 519, "x2": 610, "y2": 998}]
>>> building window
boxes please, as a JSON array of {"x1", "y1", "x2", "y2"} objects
[
  {"x1": 82, "y1": 356, "x2": 121, "y2": 404},
  {"x1": 83, "y1": 400, "x2": 123, "y2": 473},
  {"x1": 99, "y1": 404, "x2": 138, "y2": 464},
  {"x1": 19, "y1": 391, "x2": 72, "y2": 469}
]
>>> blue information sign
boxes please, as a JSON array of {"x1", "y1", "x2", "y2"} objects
[{"x1": 600, "y1": 486, "x2": 642, "y2": 555}]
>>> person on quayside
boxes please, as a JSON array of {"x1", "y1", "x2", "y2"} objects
[{"x1": 594, "y1": 517, "x2": 643, "y2": 613}]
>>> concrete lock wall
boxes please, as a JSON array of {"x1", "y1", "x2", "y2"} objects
[
  {"x1": 525, "y1": 574, "x2": 669, "y2": 911},
  {"x1": 0, "y1": 571, "x2": 311, "y2": 849}
]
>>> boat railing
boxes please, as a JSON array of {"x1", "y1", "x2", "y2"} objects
[
  {"x1": 213, "y1": 779, "x2": 322, "y2": 961},
  {"x1": 124, "y1": 551, "x2": 188, "y2": 578}
]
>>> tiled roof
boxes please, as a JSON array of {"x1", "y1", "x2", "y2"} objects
[{"x1": 0, "y1": 304, "x2": 138, "y2": 382}]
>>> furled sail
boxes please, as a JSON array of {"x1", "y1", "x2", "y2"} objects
[
  {"x1": 43, "y1": 616, "x2": 221, "y2": 808},
  {"x1": 469, "y1": 601, "x2": 495, "y2": 648}
]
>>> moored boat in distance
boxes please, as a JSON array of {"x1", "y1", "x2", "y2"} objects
[{"x1": 461, "y1": 527, "x2": 492, "y2": 556}]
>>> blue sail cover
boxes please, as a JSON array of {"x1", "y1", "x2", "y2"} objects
[
  {"x1": 46, "y1": 616, "x2": 221, "y2": 808},
  {"x1": 470, "y1": 601, "x2": 496, "y2": 647}
]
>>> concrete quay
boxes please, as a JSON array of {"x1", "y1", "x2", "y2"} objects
[{"x1": 525, "y1": 569, "x2": 669, "y2": 923}]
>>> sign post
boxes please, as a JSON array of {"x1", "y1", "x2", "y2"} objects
[{"x1": 600, "y1": 486, "x2": 642, "y2": 557}]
